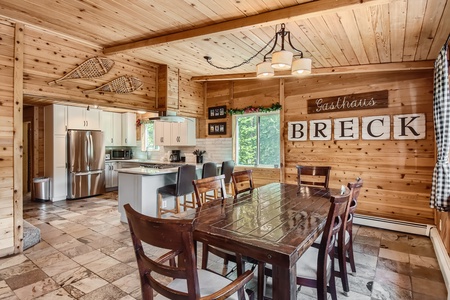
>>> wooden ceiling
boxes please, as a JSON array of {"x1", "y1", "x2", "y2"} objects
[{"x1": 0, "y1": 0, "x2": 448, "y2": 80}]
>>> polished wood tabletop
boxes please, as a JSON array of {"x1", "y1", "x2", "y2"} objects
[{"x1": 176, "y1": 182, "x2": 336, "y2": 300}]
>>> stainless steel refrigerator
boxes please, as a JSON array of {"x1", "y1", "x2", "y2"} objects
[{"x1": 67, "y1": 130, "x2": 105, "y2": 199}]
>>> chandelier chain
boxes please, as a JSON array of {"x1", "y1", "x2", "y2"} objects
[{"x1": 204, "y1": 35, "x2": 277, "y2": 70}]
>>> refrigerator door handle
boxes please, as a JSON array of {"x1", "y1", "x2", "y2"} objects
[
  {"x1": 73, "y1": 170, "x2": 103, "y2": 176},
  {"x1": 88, "y1": 133, "x2": 94, "y2": 170}
]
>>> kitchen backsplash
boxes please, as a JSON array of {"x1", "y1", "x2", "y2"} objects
[{"x1": 131, "y1": 138, "x2": 233, "y2": 163}]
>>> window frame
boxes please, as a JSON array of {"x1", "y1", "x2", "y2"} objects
[
  {"x1": 141, "y1": 121, "x2": 159, "y2": 152},
  {"x1": 232, "y1": 111, "x2": 280, "y2": 167}
]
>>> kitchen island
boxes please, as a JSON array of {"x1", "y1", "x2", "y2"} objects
[{"x1": 117, "y1": 164, "x2": 202, "y2": 222}]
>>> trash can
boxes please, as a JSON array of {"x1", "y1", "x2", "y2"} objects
[{"x1": 33, "y1": 177, "x2": 50, "y2": 201}]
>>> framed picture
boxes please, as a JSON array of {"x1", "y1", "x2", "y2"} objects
[
  {"x1": 208, "y1": 122, "x2": 227, "y2": 135},
  {"x1": 208, "y1": 105, "x2": 227, "y2": 119}
]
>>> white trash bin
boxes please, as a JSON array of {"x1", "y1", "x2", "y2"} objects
[{"x1": 33, "y1": 177, "x2": 50, "y2": 201}]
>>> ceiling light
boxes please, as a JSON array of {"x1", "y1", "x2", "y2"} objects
[{"x1": 204, "y1": 23, "x2": 311, "y2": 77}]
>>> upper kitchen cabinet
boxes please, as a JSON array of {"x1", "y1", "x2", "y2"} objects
[
  {"x1": 67, "y1": 106, "x2": 101, "y2": 130},
  {"x1": 101, "y1": 111, "x2": 122, "y2": 146},
  {"x1": 155, "y1": 118, "x2": 196, "y2": 146},
  {"x1": 171, "y1": 118, "x2": 196, "y2": 146},
  {"x1": 121, "y1": 112, "x2": 137, "y2": 146}
]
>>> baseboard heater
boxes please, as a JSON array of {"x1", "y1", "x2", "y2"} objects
[
  {"x1": 353, "y1": 214, "x2": 432, "y2": 236},
  {"x1": 354, "y1": 214, "x2": 450, "y2": 299}
]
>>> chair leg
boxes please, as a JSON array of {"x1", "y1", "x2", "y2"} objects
[
  {"x1": 157, "y1": 193, "x2": 163, "y2": 218},
  {"x1": 347, "y1": 241, "x2": 356, "y2": 274},
  {"x1": 257, "y1": 262, "x2": 265, "y2": 300},
  {"x1": 328, "y1": 267, "x2": 338, "y2": 300},
  {"x1": 337, "y1": 245, "x2": 350, "y2": 295}
]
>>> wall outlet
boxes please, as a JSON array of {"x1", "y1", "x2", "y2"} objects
[{"x1": 162, "y1": 200, "x2": 167, "y2": 208}]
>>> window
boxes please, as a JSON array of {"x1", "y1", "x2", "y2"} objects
[
  {"x1": 234, "y1": 112, "x2": 280, "y2": 167},
  {"x1": 141, "y1": 122, "x2": 159, "y2": 151}
]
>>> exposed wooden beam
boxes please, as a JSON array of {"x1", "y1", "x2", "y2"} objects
[
  {"x1": 190, "y1": 61, "x2": 435, "y2": 81},
  {"x1": 104, "y1": 0, "x2": 389, "y2": 55}
]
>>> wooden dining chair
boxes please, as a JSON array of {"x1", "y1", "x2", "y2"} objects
[
  {"x1": 232, "y1": 170, "x2": 254, "y2": 198},
  {"x1": 192, "y1": 175, "x2": 245, "y2": 275},
  {"x1": 257, "y1": 188, "x2": 351, "y2": 300},
  {"x1": 296, "y1": 165, "x2": 332, "y2": 188},
  {"x1": 157, "y1": 164, "x2": 196, "y2": 217},
  {"x1": 124, "y1": 203, "x2": 253, "y2": 300},
  {"x1": 337, "y1": 178, "x2": 363, "y2": 287}
]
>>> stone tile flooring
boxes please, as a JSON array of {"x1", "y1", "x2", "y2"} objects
[{"x1": 0, "y1": 192, "x2": 447, "y2": 299}]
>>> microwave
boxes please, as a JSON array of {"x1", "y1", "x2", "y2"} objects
[{"x1": 111, "y1": 149, "x2": 132, "y2": 160}]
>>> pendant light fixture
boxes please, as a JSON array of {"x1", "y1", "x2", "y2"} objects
[{"x1": 205, "y1": 23, "x2": 312, "y2": 77}]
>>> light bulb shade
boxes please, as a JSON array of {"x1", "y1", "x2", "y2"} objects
[
  {"x1": 291, "y1": 58, "x2": 312, "y2": 75},
  {"x1": 256, "y1": 61, "x2": 274, "y2": 77},
  {"x1": 271, "y1": 50, "x2": 293, "y2": 70}
]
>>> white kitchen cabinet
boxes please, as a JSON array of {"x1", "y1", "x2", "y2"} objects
[
  {"x1": 155, "y1": 118, "x2": 196, "y2": 146},
  {"x1": 101, "y1": 111, "x2": 122, "y2": 146},
  {"x1": 121, "y1": 112, "x2": 136, "y2": 146},
  {"x1": 155, "y1": 121, "x2": 172, "y2": 146},
  {"x1": 67, "y1": 106, "x2": 101, "y2": 130},
  {"x1": 105, "y1": 161, "x2": 118, "y2": 189},
  {"x1": 171, "y1": 118, "x2": 196, "y2": 146},
  {"x1": 44, "y1": 104, "x2": 68, "y2": 201}
]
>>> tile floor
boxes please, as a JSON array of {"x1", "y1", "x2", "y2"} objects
[{"x1": 0, "y1": 192, "x2": 447, "y2": 300}]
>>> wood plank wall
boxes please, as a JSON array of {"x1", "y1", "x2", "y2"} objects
[
  {"x1": 0, "y1": 18, "x2": 205, "y2": 257},
  {"x1": 205, "y1": 70, "x2": 435, "y2": 225},
  {"x1": 0, "y1": 21, "x2": 16, "y2": 256}
]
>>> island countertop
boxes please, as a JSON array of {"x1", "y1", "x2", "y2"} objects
[{"x1": 116, "y1": 164, "x2": 203, "y2": 176}]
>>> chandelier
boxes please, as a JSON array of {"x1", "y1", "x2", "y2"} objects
[{"x1": 204, "y1": 23, "x2": 312, "y2": 78}]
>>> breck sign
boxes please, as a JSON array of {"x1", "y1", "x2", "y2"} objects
[{"x1": 288, "y1": 113, "x2": 426, "y2": 141}]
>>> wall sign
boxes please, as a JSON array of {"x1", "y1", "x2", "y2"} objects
[
  {"x1": 208, "y1": 105, "x2": 227, "y2": 119},
  {"x1": 307, "y1": 90, "x2": 389, "y2": 114},
  {"x1": 288, "y1": 113, "x2": 426, "y2": 141},
  {"x1": 208, "y1": 122, "x2": 226, "y2": 135}
]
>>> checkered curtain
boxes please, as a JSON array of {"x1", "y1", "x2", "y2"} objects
[{"x1": 431, "y1": 36, "x2": 450, "y2": 211}]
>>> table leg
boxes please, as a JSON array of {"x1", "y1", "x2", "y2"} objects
[{"x1": 272, "y1": 265, "x2": 296, "y2": 300}]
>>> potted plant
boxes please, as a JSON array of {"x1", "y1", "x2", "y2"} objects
[{"x1": 193, "y1": 149, "x2": 206, "y2": 163}]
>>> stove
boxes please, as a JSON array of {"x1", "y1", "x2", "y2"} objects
[{"x1": 140, "y1": 163, "x2": 178, "y2": 169}]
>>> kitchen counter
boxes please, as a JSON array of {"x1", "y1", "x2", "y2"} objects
[{"x1": 117, "y1": 164, "x2": 203, "y2": 222}]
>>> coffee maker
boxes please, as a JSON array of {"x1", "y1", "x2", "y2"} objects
[{"x1": 170, "y1": 150, "x2": 181, "y2": 162}]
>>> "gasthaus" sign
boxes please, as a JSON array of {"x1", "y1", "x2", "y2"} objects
[{"x1": 288, "y1": 114, "x2": 426, "y2": 141}]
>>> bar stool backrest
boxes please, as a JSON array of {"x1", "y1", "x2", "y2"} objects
[
  {"x1": 202, "y1": 162, "x2": 218, "y2": 178},
  {"x1": 175, "y1": 164, "x2": 196, "y2": 196},
  {"x1": 221, "y1": 160, "x2": 235, "y2": 184}
]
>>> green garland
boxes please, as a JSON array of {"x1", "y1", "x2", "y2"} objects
[{"x1": 227, "y1": 102, "x2": 282, "y2": 115}]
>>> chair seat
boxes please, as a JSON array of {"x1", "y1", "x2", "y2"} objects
[
  {"x1": 154, "y1": 269, "x2": 249, "y2": 300},
  {"x1": 265, "y1": 247, "x2": 332, "y2": 280},
  {"x1": 157, "y1": 184, "x2": 177, "y2": 196},
  {"x1": 314, "y1": 230, "x2": 350, "y2": 245}
]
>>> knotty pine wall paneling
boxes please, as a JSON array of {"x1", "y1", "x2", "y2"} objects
[
  {"x1": 0, "y1": 21, "x2": 16, "y2": 257},
  {"x1": 284, "y1": 70, "x2": 435, "y2": 225},
  {"x1": 23, "y1": 26, "x2": 158, "y2": 111}
]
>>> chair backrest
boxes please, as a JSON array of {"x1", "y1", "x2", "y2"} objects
[
  {"x1": 347, "y1": 178, "x2": 363, "y2": 224},
  {"x1": 231, "y1": 170, "x2": 254, "y2": 197},
  {"x1": 296, "y1": 165, "x2": 331, "y2": 188},
  {"x1": 175, "y1": 164, "x2": 197, "y2": 196},
  {"x1": 202, "y1": 162, "x2": 217, "y2": 178},
  {"x1": 318, "y1": 189, "x2": 351, "y2": 282},
  {"x1": 192, "y1": 174, "x2": 227, "y2": 207},
  {"x1": 124, "y1": 203, "x2": 200, "y2": 300},
  {"x1": 221, "y1": 160, "x2": 235, "y2": 184}
]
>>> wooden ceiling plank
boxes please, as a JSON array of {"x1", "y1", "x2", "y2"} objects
[
  {"x1": 389, "y1": 0, "x2": 407, "y2": 62},
  {"x1": 190, "y1": 60, "x2": 434, "y2": 81},
  {"x1": 415, "y1": 0, "x2": 447, "y2": 60},
  {"x1": 341, "y1": 9, "x2": 372, "y2": 64},
  {"x1": 103, "y1": 0, "x2": 390, "y2": 54},
  {"x1": 306, "y1": 16, "x2": 350, "y2": 66},
  {"x1": 403, "y1": 0, "x2": 427, "y2": 61},
  {"x1": 353, "y1": 6, "x2": 382, "y2": 63},
  {"x1": 427, "y1": 0, "x2": 450, "y2": 58},
  {"x1": 370, "y1": 3, "x2": 391, "y2": 63}
]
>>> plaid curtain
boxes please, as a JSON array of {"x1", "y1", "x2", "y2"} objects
[{"x1": 430, "y1": 36, "x2": 450, "y2": 211}]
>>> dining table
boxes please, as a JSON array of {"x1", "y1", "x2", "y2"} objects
[{"x1": 175, "y1": 182, "x2": 338, "y2": 300}]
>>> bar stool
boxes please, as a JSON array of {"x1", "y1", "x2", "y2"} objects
[
  {"x1": 221, "y1": 160, "x2": 235, "y2": 195},
  {"x1": 157, "y1": 164, "x2": 196, "y2": 218}
]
